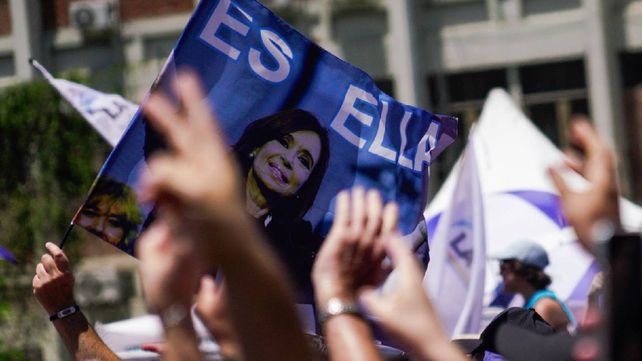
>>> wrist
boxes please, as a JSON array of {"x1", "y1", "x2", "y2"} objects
[
  {"x1": 159, "y1": 304, "x2": 192, "y2": 330},
  {"x1": 315, "y1": 291, "x2": 355, "y2": 310},
  {"x1": 317, "y1": 297, "x2": 364, "y2": 326},
  {"x1": 40, "y1": 297, "x2": 76, "y2": 316},
  {"x1": 48, "y1": 304, "x2": 81, "y2": 322}
]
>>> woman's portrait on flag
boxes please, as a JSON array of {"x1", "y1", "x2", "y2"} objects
[{"x1": 74, "y1": 176, "x2": 141, "y2": 251}]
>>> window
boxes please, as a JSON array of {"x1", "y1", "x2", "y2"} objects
[{"x1": 520, "y1": 59, "x2": 588, "y2": 147}]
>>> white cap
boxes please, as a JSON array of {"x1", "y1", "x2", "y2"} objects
[{"x1": 492, "y1": 240, "x2": 549, "y2": 269}]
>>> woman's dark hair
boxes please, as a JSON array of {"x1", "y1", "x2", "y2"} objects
[
  {"x1": 506, "y1": 260, "x2": 552, "y2": 290},
  {"x1": 233, "y1": 109, "x2": 330, "y2": 220}
]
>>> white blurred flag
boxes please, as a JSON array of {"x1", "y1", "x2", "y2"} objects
[
  {"x1": 31, "y1": 59, "x2": 137, "y2": 146},
  {"x1": 425, "y1": 135, "x2": 486, "y2": 337}
]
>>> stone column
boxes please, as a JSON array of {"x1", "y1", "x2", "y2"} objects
[
  {"x1": 10, "y1": 0, "x2": 42, "y2": 80},
  {"x1": 386, "y1": 0, "x2": 428, "y2": 108},
  {"x1": 583, "y1": 0, "x2": 630, "y2": 194}
]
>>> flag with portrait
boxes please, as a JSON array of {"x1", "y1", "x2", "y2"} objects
[{"x1": 71, "y1": 0, "x2": 458, "y2": 303}]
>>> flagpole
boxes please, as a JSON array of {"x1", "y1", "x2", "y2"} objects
[{"x1": 59, "y1": 223, "x2": 74, "y2": 249}]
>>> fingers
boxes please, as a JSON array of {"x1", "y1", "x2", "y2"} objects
[
  {"x1": 569, "y1": 118, "x2": 603, "y2": 158},
  {"x1": 199, "y1": 274, "x2": 220, "y2": 298},
  {"x1": 32, "y1": 274, "x2": 41, "y2": 289},
  {"x1": 138, "y1": 155, "x2": 187, "y2": 205},
  {"x1": 563, "y1": 149, "x2": 585, "y2": 175},
  {"x1": 144, "y1": 92, "x2": 189, "y2": 152},
  {"x1": 349, "y1": 188, "x2": 374, "y2": 266},
  {"x1": 363, "y1": 190, "x2": 383, "y2": 243},
  {"x1": 381, "y1": 202, "x2": 399, "y2": 235},
  {"x1": 358, "y1": 286, "x2": 384, "y2": 316},
  {"x1": 548, "y1": 165, "x2": 570, "y2": 198},
  {"x1": 385, "y1": 235, "x2": 420, "y2": 275},
  {"x1": 45, "y1": 242, "x2": 70, "y2": 273},
  {"x1": 332, "y1": 191, "x2": 350, "y2": 236},
  {"x1": 35, "y1": 262, "x2": 48, "y2": 280},
  {"x1": 347, "y1": 187, "x2": 366, "y2": 240},
  {"x1": 136, "y1": 221, "x2": 172, "y2": 260},
  {"x1": 174, "y1": 71, "x2": 221, "y2": 137},
  {"x1": 40, "y1": 254, "x2": 56, "y2": 273}
]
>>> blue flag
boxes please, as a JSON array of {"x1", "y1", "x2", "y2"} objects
[
  {"x1": 73, "y1": 0, "x2": 457, "y2": 302},
  {"x1": 0, "y1": 245, "x2": 16, "y2": 264}
]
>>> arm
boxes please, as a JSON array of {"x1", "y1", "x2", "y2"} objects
[
  {"x1": 140, "y1": 71, "x2": 311, "y2": 361},
  {"x1": 312, "y1": 188, "x2": 395, "y2": 361},
  {"x1": 358, "y1": 237, "x2": 467, "y2": 361},
  {"x1": 194, "y1": 276, "x2": 242, "y2": 361},
  {"x1": 32, "y1": 242, "x2": 120, "y2": 361},
  {"x1": 136, "y1": 221, "x2": 203, "y2": 361}
]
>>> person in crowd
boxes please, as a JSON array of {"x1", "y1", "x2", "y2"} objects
[
  {"x1": 493, "y1": 117, "x2": 640, "y2": 361},
  {"x1": 454, "y1": 307, "x2": 557, "y2": 360},
  {"x1": 32, "y1": 242, "x2": 121, "y2": 361},
  {"x1": 548, "y1": 117, "x2": 641, "y2": 361},
  {"x1": 32, "y1": 239, "x2": 244, "y2": 361},
  {"x1": 494, "y1": 240, "x2": 575, "y2": 331},
  {"x1": 138, "y1": 70, "x2": 312, "y2": 361}
]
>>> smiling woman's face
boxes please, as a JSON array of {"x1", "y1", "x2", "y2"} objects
[{"x1": 252, "y1": 130, "x2": 322, "y2": 196}]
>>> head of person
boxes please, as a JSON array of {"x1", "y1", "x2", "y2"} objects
[
  {"x1": 495, "y1": 240, "x2": 552, "y2": 293},
  {"x1": 233, "y1": 109, "x2": 330, "y2": 220},
  {"x1": 76, "y1": 177, "x2": 142, "y2": 247}
]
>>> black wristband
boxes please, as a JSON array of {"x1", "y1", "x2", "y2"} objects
[{"x1": 49, "y1": 305, "x2": 80, "y2": 322}]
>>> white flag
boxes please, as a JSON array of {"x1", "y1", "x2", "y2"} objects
[
  {"x1": 425, "y1": 135, "x2": 485, "y2": 337},
  {"x1": 30, "y1": 59, "x2": 137, "y2": 146}
]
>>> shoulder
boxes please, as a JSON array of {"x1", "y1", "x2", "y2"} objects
[
  {"x1": 533, "y1": 298, "x2": 569, "y2": 330},
  {"x1": 534, "y1": 297, "x2": 563, "y2": 314}
]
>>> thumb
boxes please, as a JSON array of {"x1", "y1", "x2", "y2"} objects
[
  {"x1": 199, "y1": 274, "x2": 219, "y2": 297},
  {"x1": 358, "y1": 286, "x2": 384, "y2": 316},
  {"x1": 547, "y1": 165, "x2": 570, "y2": 199}
]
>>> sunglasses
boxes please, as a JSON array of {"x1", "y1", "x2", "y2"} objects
[{"x1": 499, "y1": 260, "x2": 517, "y2": 272}]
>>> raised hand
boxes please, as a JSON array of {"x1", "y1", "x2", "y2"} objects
[
  {"x1": 32, "y1": 242, "x2": 75, "y2": 315},
  {"x1": 139, "y1": 71, "x2": 246, "y2": 253},
  {"x1": 312, "y1": 188, "x2": 398, "y2": 308},
  {"x1": 359, "y1": 237, "x2": 467, "y2": 361},
  {"x1": 136, "y1": 220, "x2": 204, "y2": 361},
  {"x1": 136, "y1": 221, "x2": 204, "y2": 315},
  {"x1": 548, "y1": 117, "x2": 621, "y2": 251}
]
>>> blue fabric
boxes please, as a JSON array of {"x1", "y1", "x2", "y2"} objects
[
  {"x1": 525, "y1": 289, "x2": 576, "y2": 326},
  {"x1": 0, "y1": 245, "x2": 16, "y2": 264},
  {"x1": 73, "y1": 1, "x2": 457, "y2": 277},
  {"x1": 483, "y1": 351, "x2": 508, "y2": 361},
  {"x1": 504, "y1": 190, "x2": 568, "y2": 229}
]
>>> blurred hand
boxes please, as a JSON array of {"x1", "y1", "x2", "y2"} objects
[
  {"x1": 195, "y1": 276, "x2": 241, "y2": 360},
  {"x1": 139, "y1": 71, "x2": 246, "y2": 254},
  {"x1": 548, "y1": 117, "x2": 621, "y2": 251},
  {"x1": 358, "y1": 236, "x2": 447, "y2": 353},
  {"x1": 136, "y1": 221, "x2": 204, "y2": 317},
  {"x1": 312, "y1": 188, "x2": 397, "y2": 308},
  {"x1": 32, "y1": 242, "x2": 75, "y2": 315}
]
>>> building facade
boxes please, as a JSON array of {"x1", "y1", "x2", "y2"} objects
[
  {"x1": 0, "y1": 1, "x2": 640, "y2": 359},
  {"x1": 1, "y1": 0, "x2": 640, "y2": 199}
]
